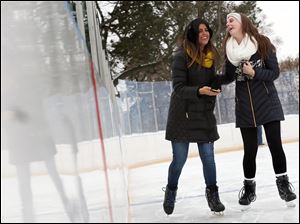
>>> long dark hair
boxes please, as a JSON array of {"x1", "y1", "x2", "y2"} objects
[{"x1": 179, "y1": 18, "x2": 220, "y2": 68}]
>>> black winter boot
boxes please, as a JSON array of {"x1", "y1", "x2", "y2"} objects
[
  {"x1": 205, "y1": 185, "x2": 225, "y2": 212},
  {"x1": 163, "y1": 185, "x2": 177, "y2": 215},
  {"x1": 238, "y1": 180, "x2": 256, "y2": 205},
  {"x1": 276, "y1": 175, "x2": 297, "y2": 202}
]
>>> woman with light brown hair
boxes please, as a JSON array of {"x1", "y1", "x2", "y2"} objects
[{"x1": 217, "y1": 12, "x2": 297, "y2": 208}]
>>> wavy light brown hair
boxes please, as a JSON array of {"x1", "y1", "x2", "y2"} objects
[
  {"x1": 179, "y1": 18, "x2": 220, "y2": 68},
  {"x1": 224, "y1": 13, "x2": 276, "y2": 61}
]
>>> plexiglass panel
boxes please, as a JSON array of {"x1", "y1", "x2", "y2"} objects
[{"x1": 1, "y1": 1, "x2": 128, "y2": 223}]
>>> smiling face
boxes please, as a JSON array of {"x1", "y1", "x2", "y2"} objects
[
  {"x1": 226, "y1": 16, "x2": 242, "y2": 38},
  {"x1": 198, "y1": 23, "x2": 210, "y2": 47}
]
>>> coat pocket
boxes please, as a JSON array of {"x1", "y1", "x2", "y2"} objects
[
  {"x1": 186, "y1": 111, "x2": 216, "y2": 129},
  {"x1": 186, "y1": 101, "x2": 216, "y2": 129}
]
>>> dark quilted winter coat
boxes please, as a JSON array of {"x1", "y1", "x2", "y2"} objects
[
  {"x1": 217, "y1": 48, "x2": 284, "y2": 128},
  {"x1": 165, "y1": 48, "x2": 220, "y2": 142}
]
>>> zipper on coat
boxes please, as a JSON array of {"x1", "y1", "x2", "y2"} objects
[
  {"x1": 263, "y1": 81, "x2": 269, "y2": 95},
  {"x1": 246, "y1": 81, "x2": 257, "y2": 127},
  {"x1": 185, "y1": 99, "x2": 189, "y2": 119},
  {"x1": 186, "y1": 112, "x2": 189, "y2": 119}
]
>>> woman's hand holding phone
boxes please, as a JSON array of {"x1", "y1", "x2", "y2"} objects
[{"x1": 199, "y1": 86, "x2": 221, "y2": 96}]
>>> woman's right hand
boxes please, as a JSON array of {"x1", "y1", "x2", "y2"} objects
[{"x1": 198, "y1": 86, "x2": 221, "y2": 96}]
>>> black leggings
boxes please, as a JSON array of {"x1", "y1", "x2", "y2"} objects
[{"x1": 240, "y1": 121, "x2": 287, "y2": 179}]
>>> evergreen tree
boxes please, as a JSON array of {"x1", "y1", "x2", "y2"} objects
[{"x1": 97, "y1": 1, "x2": 266, "y2": 81}]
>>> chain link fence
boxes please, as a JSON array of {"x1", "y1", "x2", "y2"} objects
[{"x1": 117, "y1": 71, "x2": 299, "y2": 135}]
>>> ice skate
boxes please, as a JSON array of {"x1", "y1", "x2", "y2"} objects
[
  {"x1": 162, "y1": 185, "x2": 177, "y2": 215},
  {"x1": 276, "y1": 175, "x2": 297, "y2": 207},
  {"x1": 205, "y1": 185, "x2": 225, "y2": 215},
  {"x1": 238, "y1": 180, "x2": 256, "y2": 211}
]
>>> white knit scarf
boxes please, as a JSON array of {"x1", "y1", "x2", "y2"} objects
[{"x1": 226, "y1": 34, "x2": 258, "y2": 66}]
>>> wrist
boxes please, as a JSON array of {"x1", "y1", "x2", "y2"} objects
[{"x1": 197, "y1": 87, "x2": 202, "y2": 97}]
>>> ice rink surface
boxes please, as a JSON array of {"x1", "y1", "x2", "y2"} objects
[
  {"x1": 128, "y1": 142, "x2": 299, "y2": 223},
  {"x1": 2, "y1": 142, "x2": 298, "y2": 223}
]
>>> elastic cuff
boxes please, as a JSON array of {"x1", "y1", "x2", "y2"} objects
[
  {"x1": 197, "y1": 87, "x2": 202, "y2": 98},
  {"x1": 275, "y1": 172, "x2": 287, "y2": 177}
]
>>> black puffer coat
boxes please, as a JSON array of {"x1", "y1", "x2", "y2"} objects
[
  {"x1": 165, "y1": 48, "x2": 219, "y2": 142},
  {"x1": 220, "y1": 49, "x2": 284, "y2": 128}
]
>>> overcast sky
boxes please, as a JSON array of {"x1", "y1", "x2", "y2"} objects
[{"x1": 256, "y1": 1, "x2": 299, "y2": 61}]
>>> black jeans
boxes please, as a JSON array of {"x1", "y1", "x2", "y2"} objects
[{"x1": 240, "y1": 121, "x2": 287, "y2": 179}]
